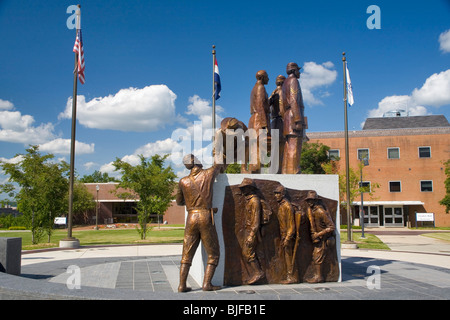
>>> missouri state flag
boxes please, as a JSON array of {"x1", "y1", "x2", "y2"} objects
[{"x1": 214, "y1": 57, "x2": 221, "y2": 100}]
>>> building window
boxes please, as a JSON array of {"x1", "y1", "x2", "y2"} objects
[
  {"x1": 418, "y1": 146, "x2": 431, "y2": 158},
  {"x1": 387, "y1": 147, "x2": 400, "y2": 159},
  {"x1": 328, "y1": 149, "x2": 340, "y2": 160},
  {"x1": 420, "y1": 180, "x2": 433, "y2": 192},
  {"x1": 357, "y1": 148, "x2": 369, "y2": 161},
  {"x1": 389, "y1": 181, "x2": 401, "y2": 192},
  {"x1": 359, "y1": 181, "x2": 371, "y2": 193}
]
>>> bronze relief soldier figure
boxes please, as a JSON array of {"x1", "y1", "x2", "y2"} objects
[
  {"x1": 305, "y1": 190, "x2": 336, "y2": 283},
  {"x1": 269, "y1": 75, "x2": 286, "y2": 174},
  {"x1": 176, "y1": 154, "x2": 225, "y2": 292},
  {"x1": 273, "y1": 185, "x2": 297, "y2": 284},
  {"x1": 238, "y1": 178, "x2": 265, "y2": 284},
  {"x1": 281, "y1": 62, "x2": 306, "y2": 174},
  {"x1": 248, "y1": 70, "x2": 270, "y2": 173}
]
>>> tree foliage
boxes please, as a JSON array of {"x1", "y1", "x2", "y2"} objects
[
  {"x1": 439, "y1": 159, "x2": 450, "y2": 213},
  {"x1": 0, "y1": 146, "x2": 69, "y2": 243},
  {"x1": 300, "y1": 142, "x2": 331, "y2": 174},
  {"x1": 80, "y1": 170, "x2": 118, "y2": 183},
  {"x1": 323, "y1": 160, "x2": 380, "y2": 222},
  {"x1": 112, "y1": 154, "x2": 177, "y2": 239}
]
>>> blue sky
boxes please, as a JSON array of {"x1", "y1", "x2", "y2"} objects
[{"x1": 1, "y1": 0, "x2": 449, "y2": 181}]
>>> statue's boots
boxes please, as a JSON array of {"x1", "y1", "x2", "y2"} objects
[
  {"x1": 247, "y1": 261, "x2": 265, "y2": 285},
  {"x1": 307, "y1": 264, "x2": 324, "y2": 283},
  {"x1": 178, "y1": 263, "x2": 192, "y2": 292},
  {"x1": 202, "y1": 264, "x2": 221, "y2": 291}
]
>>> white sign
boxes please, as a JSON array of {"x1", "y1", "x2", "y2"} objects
[
  {"x1": 54, "y1": 217, "x2": 67, "y2": 225},
  {"x1": 416, "y1": 213, "x2": 434, "y2": 222}
]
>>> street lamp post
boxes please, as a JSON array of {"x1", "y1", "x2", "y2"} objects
[
  {"x1": 360, "y1": 158, "x2": 369, "y2": 239},
  {"x1": 95, "y1": 184, "x2": 99, "y2": 230}
]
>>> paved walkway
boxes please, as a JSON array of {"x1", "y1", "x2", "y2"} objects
[{"x1": 1, "y1": 229, "x2": 450, "y2": 301}]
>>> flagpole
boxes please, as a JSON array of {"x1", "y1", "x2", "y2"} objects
[
  {"x1": 342, "y1": 52, "x2": 353, "y2": 244},
  {"x1": 61, "y1": 4, "x2": 81, "y2": 248},
  {"x1": 212, "y1": 45, "x2": 216, "y2": 137}
]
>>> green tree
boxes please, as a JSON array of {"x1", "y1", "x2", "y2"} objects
[
  {"x1": 1, "y1": 146, "x2": 69, "y2": 244},
  {"x1": 63, "y1": 181, "x2": 96, "y2": 224},
  {"x1": 300, "y1": 142, "x2": 331, "y2": 174},
  {"x1": 323, "y1": 160, "x2": 380, "y2": 223},
  {"x1": 80, "y1": 170, "x2": 118, "y2": 183},
  {"x1": 225, "y1": 163, "x2": 242, "y2": 174},
  {"x1": 439, "y1": 159, "x2": 450, "y2": 213},
  {"x1": 112, "y1": 154, "x2": 177, "y2": 239}
]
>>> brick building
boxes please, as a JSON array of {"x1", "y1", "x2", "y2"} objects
[
  {"x1": 307, "y1": 115, "x2": 450, "y2": 227},
  {"x1": 84, "y1": 183, "x2": 185, "y2": 225}
]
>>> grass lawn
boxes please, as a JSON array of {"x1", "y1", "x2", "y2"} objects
[
  {"x1": 421, "y1": 233, "x2": 450, "y2": 242},
  {"x1": 340, "y1": 231, "x2": 390, "y2": 250},
  {"x1": 1, "y1": 226, "x2": 390, "y2": 251},
  {"x1": 0, "y1": 227, "x2": 185, "y2": 250}
]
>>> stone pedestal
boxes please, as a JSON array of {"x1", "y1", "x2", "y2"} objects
[
  {"x1": 59, "y1": 238, "x2": 80, "y2": 249},
  {"x1": 189, "y1": 173, "x2": 341, "y2": 287},
  {"x1": 0, "y1": 237, "x2": 22, "y2": 276}
]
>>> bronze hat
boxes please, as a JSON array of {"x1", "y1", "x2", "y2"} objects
[
  {"x1": 274, "y1": 185, "x2": 285, "y2": 194},
  {"x1": 286, "y1": 62, "x2": 301, "y2": 73},
  {"x1": 238, "y1": 178, "x2": 257, "y2": 189},
  {"x1": 305, "y1": 190, "x2": 318, "y2": 200}
]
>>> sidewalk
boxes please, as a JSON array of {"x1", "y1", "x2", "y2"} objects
[{"x1": 1, "y1": 230, "x2": 450, "y2": 300}]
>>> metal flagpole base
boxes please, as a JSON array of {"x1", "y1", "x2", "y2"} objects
[{"x1": 59, "y1": 238, "x2": 80, "y2": 249}]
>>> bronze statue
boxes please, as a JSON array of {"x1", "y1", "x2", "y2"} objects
[
  {"x1": 238, "y1": 178, "x2": 265, "y2": 284},
  {"x1": 273, "y1": 185, "x2": 296, "y2": 284},
  {"x1": 248, "y1": 70, "x2": 270, "y2": 173},
  {"x1": 305, "y1": 190, "x2": 336, "y2": 283},
  {"x1": 269, "y1": 75, "x2": 286, "y2": 174},
  {"x1": 281, "y1": 62, "x2": 306, "y2": 174},
  {"x1": 219, "y1": 117, "x2": 249, "y2": 173},
  {"x1": 176, "y1": 154, "x2": 225, "y2": 292}
]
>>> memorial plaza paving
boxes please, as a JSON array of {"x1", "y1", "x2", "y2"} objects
[{"x1": 1, "y1": 228, "x2": 450, "y2": 300}]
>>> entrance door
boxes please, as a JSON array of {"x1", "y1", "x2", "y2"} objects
[
  {"x1": 384, "y1": 206, "x2": 404, "y2": 227},
  {"x1": 360, "y1": 206, "x2": 380, "y2": 227}
]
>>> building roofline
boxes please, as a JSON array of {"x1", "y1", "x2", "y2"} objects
[{"x1": 307, "y1": 126, "x2": 450, "y2": 139}]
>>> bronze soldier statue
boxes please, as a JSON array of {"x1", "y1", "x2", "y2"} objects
[
  {"x1": 238, "y1": 178, "x2": 265, "y2": 284},
  {"x1": 305, "y1": 190, "x2": 336, "y2": 283},
  {"x1": 176, "y1": 154, "x2": 225, "y2": 292},
  {"x1": 281, "y1": 62, "x2": 306, "y2": 174},
  {"x1": 269, "y1": 75, "x2": 286, "y2": 174},
  {"x1": 274, "y1": 185, "x2": 297, "y2": 284},
  {"x1": 248, "y1": 70, "x2": 270, "y2": 173}
]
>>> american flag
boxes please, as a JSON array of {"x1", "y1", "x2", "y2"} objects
[{"x1": 73, "y1": 29, "x2": 85, "y2": 84}]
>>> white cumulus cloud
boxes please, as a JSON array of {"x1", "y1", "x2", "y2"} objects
[
  {"x1": 439, "y1": 29, "x2": 450, "y2": 53},
  {"x1": 59, "y1": 85, "x2": 178, "y2": 132},
  {"x1": 367, "y1": 69, "x2": 450, "y2": 121},
  {"x1": 39, "y1": 138, "x2": 95, "y2": 155},
  {"x1": 0, "y1": 109, "x2": 56, "y2": 144},
  {"x1": 411, "y1": 69, "x2": 450, "y2": 107},
  {"x1": 300, "y1": 61, "x2": 338, "y2": 106}
]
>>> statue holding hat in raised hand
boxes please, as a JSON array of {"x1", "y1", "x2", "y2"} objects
[{"x1": 176, "y1": 154, "x2": 226, "y2": 292}]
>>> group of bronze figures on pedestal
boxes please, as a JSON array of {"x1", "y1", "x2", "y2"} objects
[
  {"x1": 248, "y1": 62, "x2": 308, "y2": 174},
  {"x1": 175, "y1": 63, "x2": 338, "y2": 292}
]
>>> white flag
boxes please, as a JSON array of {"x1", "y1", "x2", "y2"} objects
[{"x1": 346, "y1": 63, "x2": 354, "y2": 106}]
